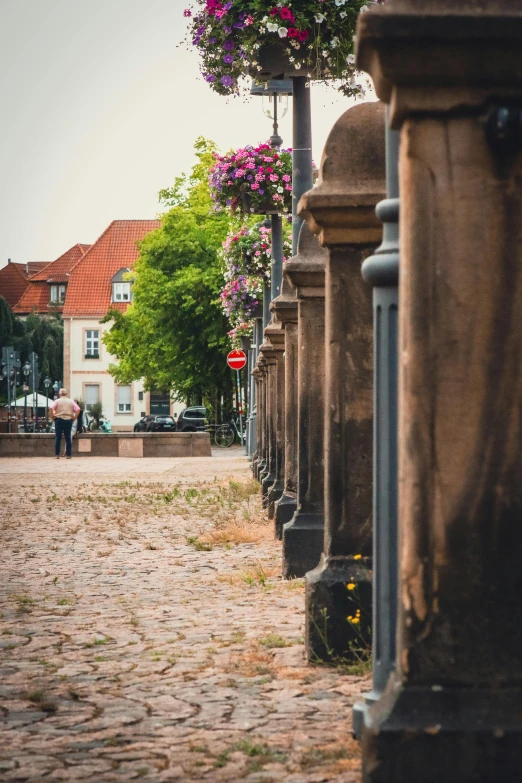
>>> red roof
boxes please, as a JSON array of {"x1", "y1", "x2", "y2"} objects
[
  {"x1": 0, "y1": 262, "x2": 30, "y2": 308},
  {"x1": 13, "y1": 281, "x2": 51, "y2": 314},
  {"x1": 13, "y1": 243, "x2": 90, "y2": 315},
  {"x1": 26, "y1": 262, "x2": 50, "y2": 276},
  {"x1": 63, "y1": 220, "x2": 160, "y2": 317},
  {"x1": 30, "y1": 243, "x2": 90, "y2": 283}
]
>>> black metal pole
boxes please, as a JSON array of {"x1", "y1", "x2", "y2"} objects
[
  {"x1": 24, "y1": 387, "x2": 27, "y2": 432},
  {"x1": 291, "y1": 76, "x2": 313, "y2": 254},
  {"x1": 353, "y1": 108, "x2": 400, "y2": 739},
  {"x1": 263, "y1": 279, "x2": 271, "y2": 329}
]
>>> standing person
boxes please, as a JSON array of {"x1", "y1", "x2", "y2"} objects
[
  {"x1": 62, "y1": 398, "x2": 84, "y2": 457},
  {"x1": 50, "y1": 389, "x2": 80, "y2": 460}
]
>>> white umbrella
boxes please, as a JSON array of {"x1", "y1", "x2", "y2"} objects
[{"x1": 8, "y1": 393, "x2": 54, "y2": 409}]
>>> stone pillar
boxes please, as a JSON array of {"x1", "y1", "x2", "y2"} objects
[
  {"x1": 264, "y1": 320, "x2": 285, "y2": 519},
  {"x1": 258, "y1": 342, "x2": 277, "y2": 501},
  {"x1": 299, "y1": 102, "x2": 386, "y2": 661},
  {"x1": 254, "y1": 355, "x2": 267, "y2": 481},
  {"x1": 251, "y1": 317, "x2": 263, "y2": 474},
  {"x1": 272, "y1": 278, "x2": 299, "y2": 538},
  {"x1": 282, "y1": 225, "x2": 328, "y2": 578},
  {"x1": 357, "y1": 1, "x2": 522, "y2": 778}
]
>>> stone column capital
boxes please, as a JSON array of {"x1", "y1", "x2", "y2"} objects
[
  {"x1": 356, "y1": 2, "x2": 522, "y2": 125},
  {"x1": 264, "y1": 323, "x2": 286, "y2": 351},
  {"x1": 271, "y1": 277, "x2": 298, "y2": 324},
  {"x1": 299, "y1": 102, "x2": 386, "y2": 247},
  {"x1": 283, "y1": 224, "x2": 327, "y2": 299},
  {"x1": 259, "y1": 342, "x2": 277, "y2": 364}
]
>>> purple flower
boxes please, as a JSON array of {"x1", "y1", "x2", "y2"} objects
[
  {"x1": 209, "y1": 36, "x2": 217, "y2": 43},
  {"x1": 239, "y1": 10, "x2": 246, "y2": 20},
  {"x1": 221, "y1": 74, "x2": 234, "y2": 87},
  {"x1": 223, "y1": 25, "x2": 232, "y2": 34},
  {"x1": 233, "y1": 21, "x2": 245, "y2": 28},
  {"x1": 223, "y1": 53, "x2": 234, "y2": 64},
  {"x1": 205, "y1": 74, "x2": 216, "y2": 82},
  {"x1": 224, "y1": 1, "x2": 232, "y2": 8},
  {"x1": 223, "y1": 39, "x2": 234, "y2": 50}
]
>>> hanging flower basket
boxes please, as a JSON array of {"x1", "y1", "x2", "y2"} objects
[
  {"x1": 183, "y1": 1, "x2": 384, "y2": 97},
  {"x1": 220, "y1": 275, "x2": 263, "y2": 324},
  {"x1": 227, "y1": 321, "x2": 254, "y2": 348},
  {"x1": 221, "y1": 222, "x2": 292, "y2": 281},
  {"x1": 210, "y1": 143, "x2": 293, "y2": 215}
]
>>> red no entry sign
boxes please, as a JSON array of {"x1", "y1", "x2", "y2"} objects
[{"x1": 227, "y1": 349, "x2": 247, "y2": 371}]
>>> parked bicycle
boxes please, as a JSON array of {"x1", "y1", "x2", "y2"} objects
[{"x1": 211, "y1": 414, "x2": 245, "y2": 448}]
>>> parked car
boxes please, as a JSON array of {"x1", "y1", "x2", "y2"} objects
[
  {"x1": 134, "y1": 414, "x2": 176, "y2": 433},
  {"x1": 176, "y1": 407, "x2": 208, "y2": 432}
]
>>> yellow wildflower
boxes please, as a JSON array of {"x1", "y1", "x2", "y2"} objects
[
  {"x1": 353, "y1": 554, "x2": 362, "y2": 560},
  {"x1": 351, "y1": 617, "x2": 360, "y2": 624},
  {"x1": 347, "y1": 583, "x2": 356, "y2": 591},
  {"x1": 347, "y1": 615, "x2": 353, "y2": 622}
]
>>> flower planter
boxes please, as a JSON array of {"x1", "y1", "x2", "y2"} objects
[
  {"x1": 240, "y1": 336, "x2": 252, "y2": 353},
  {"x1": 241, "y1": 192, "x2": 281, "y2": 215},
  {"x1": 251, "y1": 38, "x2": 320, "y2": 81},
  {"x1": 250, "y1": 303, "x2": 264, "y2": 319}
]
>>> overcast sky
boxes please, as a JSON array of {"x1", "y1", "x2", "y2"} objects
[{"x1": 0, "y1": 0, "x2": 373, "y2": 268}]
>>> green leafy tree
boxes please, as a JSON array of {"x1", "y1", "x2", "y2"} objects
[
  {"x1": 103, "y1": 138, "x2": 233, "y2": 412},
  {"x1": 0, "y1": 296, "x2": 63, "y2": 402}
]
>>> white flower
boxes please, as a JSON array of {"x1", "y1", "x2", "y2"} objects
[
  {"x1": 346, "y1": 54, "x2": 356, "y2": 65},
  {"x1": 334, "y1": 0, "x2": 346, "y2": 5},
  {"x1": 330, "y1": 36, "x2": 339, "y2": 48},
  {"x1": 314, "y1": 13, "x2": 325, "y2": 23},
  {"x1": 321, "y1": 49, "x2": 329, "y2": 57},
  {"x1": 277, "y1": 186, "x2": 284, "y2": 193},
  {"x1": 340, "y1": 10, "x2": 347, "y2": 18},
  {"x1": 278, "y1": 26, "x2": 288, "y2": 38},
  {"x1": 266, "y1": 22, "x2": 279, "y2": 32}
]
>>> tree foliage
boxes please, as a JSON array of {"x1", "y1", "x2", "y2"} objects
[
  {"x1": 103, "y1": 138, "x2": 233, "y2": 407},
  {"x1": 0, "y1": 296, "x2": 63, "y2": 399}
]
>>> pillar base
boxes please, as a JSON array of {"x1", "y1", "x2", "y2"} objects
[
  {"x1": 267, "y1": 480, "x2": 284, "y2": 520},
  {"x1": 363, "y1": 685, "x2": 522, "y2": 783},
  {"x1": 261, "y1": 471, "x2": 276, "y2": 503},
  {"x1": 282, "y1": 512, "x2": 324, "y2": 579},
  {"x1": 305, "y1": 556, "x2": 372, "y2": 663},
  {"x1": 274, "y1": 493, "x2": 297, "y2": 540},
  {"x1": 255, "y1": 459, "x2": 266, "y2": 482},
  {"x1": 353, "y1": 690, "x2": 379, "y2": 741}
]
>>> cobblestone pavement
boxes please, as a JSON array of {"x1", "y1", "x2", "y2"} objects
[{"x1": 0, "y1": 455, "x2": 368, "y2": 782}]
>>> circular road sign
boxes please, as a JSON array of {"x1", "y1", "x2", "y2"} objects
[{"x1": 227, "y1": 349, "x2": 247, "y2": 371}]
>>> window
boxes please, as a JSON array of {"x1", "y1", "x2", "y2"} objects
[
  {"x1": 50, "y1": 285, "x2": 66, "y2": 303},
  {"x1": 117, "y1": 385, "x2": 132, "y2": 413},
  {"x1": 112, "y1": 282, "x2": 131, "y2": 302},
  {"x1": 84, "y1": 384, "x2": 100, "y2": 412},
  {"x1": 138, "y1": 391, "x2": 144, "y2": 401},
  {"x1": 85, "y1": 330, "x2": 100, "y2": 357}
]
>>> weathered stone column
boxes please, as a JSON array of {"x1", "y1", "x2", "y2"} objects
[
  {"x1": 272, "y1": 278, "x2": 299, "y2": 538},
  {"x1": 299, "y1": 101, "x2": 385, "y2": 661},
  {"x1": 357, "y1": 1, "x2": 522, "y2": 778},
  {"x1": 251, "y1": 317, "x2": 263, "y2": 474},
  {"x1": 282, "y1": 226, "x2": 328, "y2": 578},
  {"x1": 254, "y1": 355, "x2": 267, "y2": 482},
  {"x1": 259, "y1": 342, "x2": 277, "y2": 501},
  {"x1": 264, "y1": 320, "x2": 285, "y2": 519}
]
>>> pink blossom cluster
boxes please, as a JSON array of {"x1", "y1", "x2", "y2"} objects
[{"x1": 209, "y1": 142, "x2": 293, "y2": 214}]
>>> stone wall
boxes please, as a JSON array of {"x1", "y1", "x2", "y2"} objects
[{"x1": 0, "y1": 432, "x2": 211, "y2": 458}]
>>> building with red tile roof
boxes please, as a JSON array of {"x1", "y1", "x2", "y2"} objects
[
  {"x1": 63, "y1": 221, "x2": 160, "y2": 318},
  {"x1": 14, "y1": 244, "x2": 90, "y2": 316},
  {"x1": 0, "y1": 261, "x2": 31, "y2": 308},
  {"x1": 63, "y1": 220, "x2": 161, "y2": 431}
]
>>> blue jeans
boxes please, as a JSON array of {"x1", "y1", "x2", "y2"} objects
[{"x1": 55, "y1": 418, "x2": 73, "y2": 457}]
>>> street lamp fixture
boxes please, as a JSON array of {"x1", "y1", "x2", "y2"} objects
[
  {"x1": 44, "y1": 377, "x2": 51, "y2": 429},
  {"x1": 250, "y1": 79, "x2": 292, "y2": 150}
]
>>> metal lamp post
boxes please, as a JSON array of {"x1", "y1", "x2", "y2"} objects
[
  {"x1": 53, "y1": 380, "x2": 60, "y2": 400},
  {"x1": 22, "y1": 362, "x2": 30, "y2": 432},
  {"x1": 44, "y1": 377, "x2": 51, "y2": 429}
]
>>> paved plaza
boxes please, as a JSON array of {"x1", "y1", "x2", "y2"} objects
[{"x1": 0, "y1": 454, "x2": 366, "y2": 782}]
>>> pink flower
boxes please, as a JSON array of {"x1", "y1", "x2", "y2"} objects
[
  {"x1": 269, "y1": 174, "x2": 279, "y2": 182},
  {"x1": 251, "y1": 183, "x2": 260, "y2": 190},
  {"x1": 282, "y1": 174, "x2": 291, "y2": 182},
  {"x1": 183, "y1": 8, "x2": 192, "y2": 17}
]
